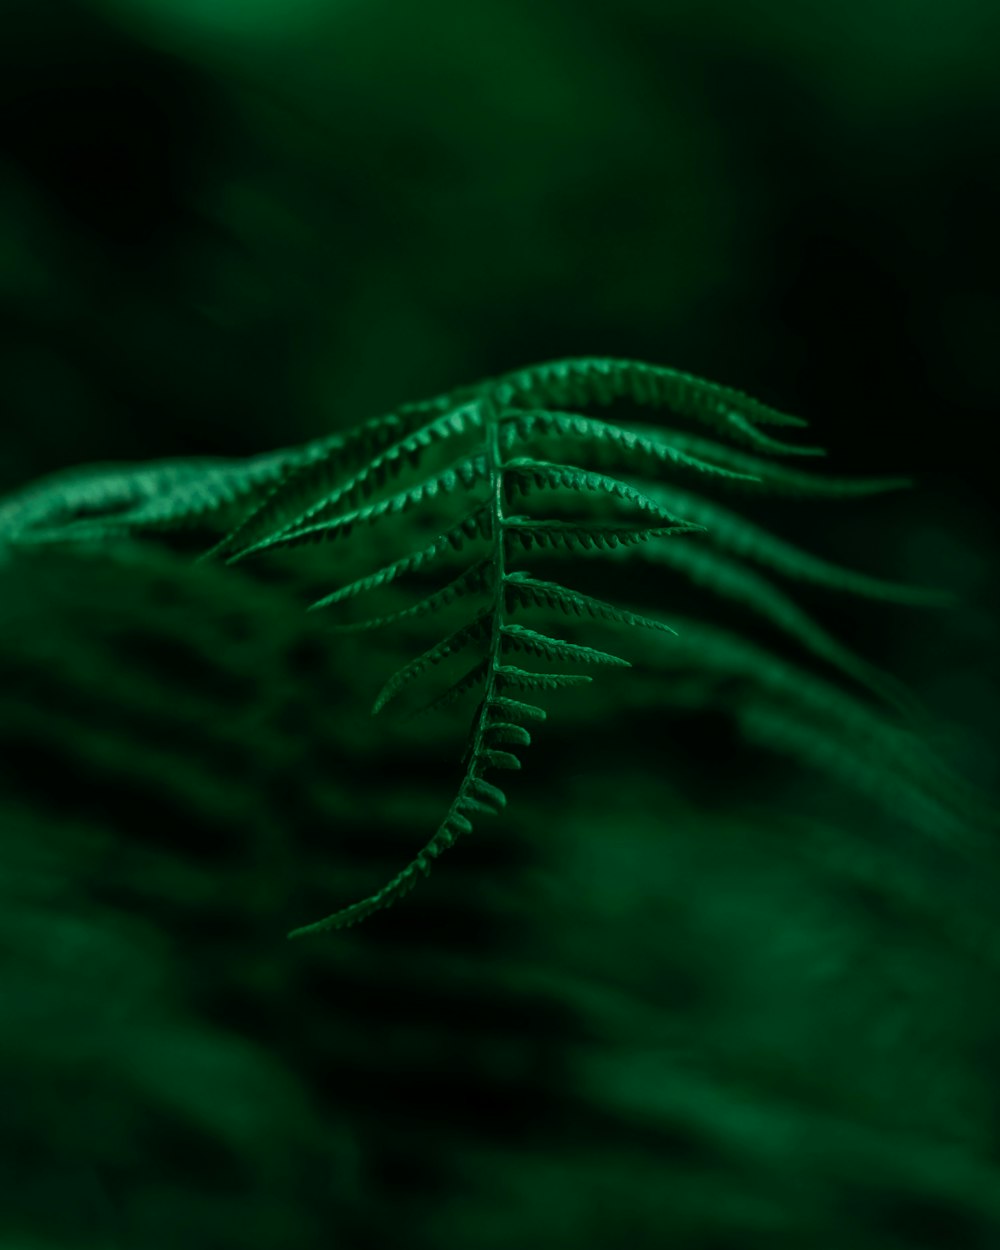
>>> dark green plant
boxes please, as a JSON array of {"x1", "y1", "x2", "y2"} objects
[{"x1": 1, "y1": 357, "x2": 982, "y2": 938}]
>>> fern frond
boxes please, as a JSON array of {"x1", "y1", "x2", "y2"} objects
[
  {"x1": 231, "y1": 453, "x2": 489, "y2": 560},
  {"x1": 195, "y1": 355, "x2": 968, "y2": 934},
  {"x1": 499, "y1": 410, "x2": 762, "y2": 483},
  {"x1": 500, "y1": 623, "x2": 631, "y2": 668},
  {"x1": 622, "y1": 424, "x2": 915, "y2": 498},
  {"x1": 628, "y1": 616, "x2": 993, "y2": 841},
  {"x1": 482, "y1": 748, "x2": 522, "y2": 770},
  {"x1": 504, "y1": 457, "x2": 694, "y2": 522},
  {"x1": 504, "y1": 517, "x2": 702, "y2": 554},
  {"x1": 372, "y1": 612, "x2": 492, "y2": 715},
  {"x1": 616, "y1": 532, "x2": 920, "y2": 714},
  {"x1": 319, "y1": 558, "x2": 492, "y2": 630},
  {"x1": 736, "y1": 699, "x2": 978, "y2": 847},
  {"x1": 405, "y1": 659, "x2": 491, "y2": 719},
  {"x1": 3, "y1": 352, "x2": 977, "y2": 937},
  {"x1": 485, "y1": 721, "x2": 533, "y2": 747},
  {"x1": 723, "y1": 412, "x2": 827, "y2": 456},
  {"x1": 503, "y1": 571, "x2": 677, "y2": 636},
  {"x1": 489, "y1": 696, "x2": 548, "y2": 723},
  {"x1": 736, "y1": 698, "x2": 997, "y2": 848},
  {"x1": 285, "y1": 819, "x2": 459, "y2": 937},
  {"x1": 491, "y1": 357, "x2": 808, "y2": 432},
  {"x1": 201, "y1": 382, "x2": 483, "y2": 558},
  {"x1": 307, "y1": 506, "x2": 491, "y2": 609},
  {"x1": 494, "y1": 666, "x2": 594, "y2": 693},
  {"x1": 630, "y1": 481, "x2": 953, "y2": 605},
  {"x1": 2, "y1": 451, "x2": 307, "y2": 548},
  {"x1": 291, "y1": 700, "x2": 511, "y2": 935},
  {"x1": 218, "y1": 400, "x2": 486, "y2": 564},
  {"x1": 198, "y1": 410, "x2": 428, "y2": 561}
]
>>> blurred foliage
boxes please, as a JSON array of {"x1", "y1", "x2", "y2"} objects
[
  {"x1": 1, "y1": 536, "x2": 998, "y2": 1249},
  {"x1": 1, "y1": 0, "x2": 998, "y2": 1247}
]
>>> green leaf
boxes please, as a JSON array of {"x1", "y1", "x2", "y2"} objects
[
  {"x1": 221, "y1": 399, "x2": 486, "y2": 563},
  {"x1": 322, "y1": 558, "x2": 493, "y2": 630},
  {"x1": 504, "y1": 457, "x2": 695, "y2": 524},
  {"x1": 499, "y1": 410, "x2": 761, "y2": 483},
  {"x1": 504, "y1": 517, "x2": 701, "y2": 555},
  {"x1": 372, "y1": 611, "x2": 492, "y2": 715},
  {"x1": 286, "y1": 812, "x2": 465, "y2": 937},
  {"x1": 620, "y1": 532, "x2": 921, "y2": 713},
  {"x1": 494, "y1": 666, "x2": 594, "y2": 693},
  {"x1": 725, "y1": 411, "x2": 826, "y2": 456},
  {"x1": 467, "y1": 775, "x2": 508, "y2": 810},
  {"x1": 482, "y1": 748, "x2": 522, "y2": 771},
  {"x1": 485, "y1": 721, "x2": 532, "y2": 747},
  {"x1": 501, "y1": 623, "x2": 631, "y2": 668},
  {"x1": 630, "y1": 481, "x2": 954, "y2": 605},
  {"x1": 624, "y1": 424, "x2": 914, "y2": 498},
  {"x1": 232, "y1": 453, "x2": 488, "y2": 560},
  {"x1": 491, "y1": 357, "x2": 808, "y2": 433},
  {"x1": 307, "y1": 506, "x2": 491, "y2": 609},
  {"x1": 404, "y1": 659, "x2": 490, "y2": 720},
  {"x1": 503, "y1": 571, "x2": 678, "y2": 636},
  {"x1": 203, "y1": 409, "x2": 421, "y2": 562},
  {"x1": 488, "y1": 696, "x2": 548, "y2": 723},
  {"x1": 2, "y1": 452, "x2": 312, "y2": 548},
  {"x1": 630, "y1": 615, "x2": 995, "y2": 841}
]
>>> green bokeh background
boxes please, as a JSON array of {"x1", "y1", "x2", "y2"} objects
[{"x1": 1, "y1": 1, "x2": 997, "y2": 1247}]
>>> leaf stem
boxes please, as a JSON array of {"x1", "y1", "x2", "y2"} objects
[{"x1": 466, "y1": 393, "x2": 508, "y2": 765}]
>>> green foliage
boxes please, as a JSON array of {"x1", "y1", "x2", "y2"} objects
[{"x1": 2, "y1": 355, "x2": 986, "y2": 942}]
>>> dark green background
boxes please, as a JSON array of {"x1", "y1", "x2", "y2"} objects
[{"x1": 1, "y1": 2, "x2": 997, "y2": 1247}]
